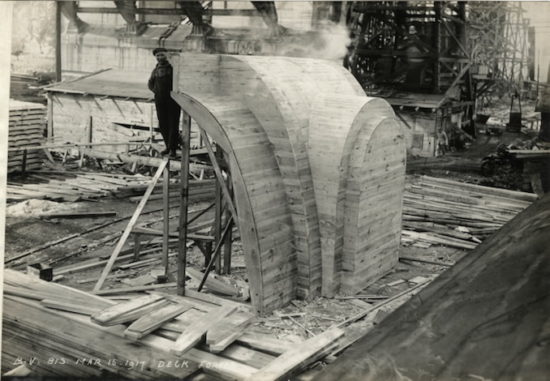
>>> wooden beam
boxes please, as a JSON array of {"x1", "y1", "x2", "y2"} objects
[
  {"x1": 7, "y1": 141, "x2": 153, "y2": 152},
  {"x1": 198, "y1": 216, "x2": 234, "y2": 292},
  {"x1": 442, "y1": 21, "x2": 469, "y2": 58},
  {"x1": 245, "y1": 327, "x2": 345, "y2": 381},
  {"x1": 162, "y1": 161, "x2": 170, "y2": 273},
  {"x1": 93, "y1": 159, "x2": 168, "y2": 292},
  {"x1": 186, "y1": 267, "x2": 239, "y2": 297},
  {"x1": 94, "y1": 282, "x2": 177, "y2": 296},
  {"x1": 124, "y1": 302, "x2": 192, "y2": 340},
  {"x1": 77, "y1": 148, "x2": 209, "y2": 171},
  {"x1": 207, "y1": 312, "x2": 254, "y2": 353},
  {"x1": 444, "y1": 63, "x2": 471, "y2": 99},
  {"x1": 91, "y1": 294, "x2": 166, "y2": 326},
  {"x1": 76, "y1": 7, "x2": 258, "y2": 16},
  {"x1": 178, "y1": 112, "x2": 191, "y2": 296},
  {"x1": 55, "y1": 2, "x2": 61, "y2": 82},
  {"x1": 171, "y1": 304, "x2": 238, "y2": 356},
  {"x1": 200, "y1": 130, "x2": 238, "y2": 220},
  {"x1": 214, "y1": 145, "x2": 223, "y2": 274},
  {"x1": 47, "y1": 92, "x2": 54, "y2": 138}
]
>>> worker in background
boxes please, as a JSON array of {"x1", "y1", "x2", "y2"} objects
[
  {"x1": 148, "y1": 47, "x2": 181, "y2": 156},
  {"x1": 398, "y1": 24, "x2": 432, "y2": 90}
]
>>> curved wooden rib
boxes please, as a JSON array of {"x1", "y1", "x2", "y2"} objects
[
  {"x1": 309, "y1": 95, "x2": 396, "y2": 296},
  {"x1": 342, "y1": 117, "x2": 406, "y2": 294},
  {"x1": 172, "y1": 92, "x2": 295, "y2": 314}
]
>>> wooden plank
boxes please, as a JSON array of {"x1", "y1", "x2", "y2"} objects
[
  {"x1": 236, "y1": 332, "x2": 293, "y2": 355},
  {"x1": 187, "y1": 266, "x2": 240, "y2": 297},
  {"x1": 94, "y1": 283, "x2": 177, "y2": 296},
  {"x1": 245, "y1": 327, "x2": 345, "y2": 381},
  {"x1": 207, "y1": 312, "x2": 254, "y2": 353},
  {"x1": 200, "y1": 130, "x2": 238, "y2": 220},
  {"x1": 91, "y1": 294, "x2": 165, "y2": 326},
  {"x1": 162, "y1": 162, "x2": 170, "y2": 273},
  {"x1": 178, "y1": 112, "x2": 191, "y2": 296},
  {"x1": 40, "y1": 211, "x2": 117, "y2": 219},
  {"x1": 124, "y1": 302, "x2": 192, "y2": 340},
  {"x1": 171, "y1": 305, "x2": 238, "y2": 355},
  {"x1": 40, "y1": 299, "x2": 99, "y2": 315},
  {"x1": 221, "y1": 345, "x2": 275, "y2": 369},
  {"x1": 93, "y1": 159, "x2": 168, "y2": 292}
]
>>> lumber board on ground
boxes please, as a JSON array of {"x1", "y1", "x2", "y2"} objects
[
  {"x1": 91, "y1": 294, "x2": 165, "y2": 325},
  {"x1": 245, "y1": 327, "x2": 345, "y2": 381},
  {"x1": 124, "y1": 302, "x2": 192, "y2": 340},
  {"x1": 172, "y1": 305, "x2": 238, "y2": 355},
  {"x1": 206, "y1": 311, "x2": 255, "y2": 353}
]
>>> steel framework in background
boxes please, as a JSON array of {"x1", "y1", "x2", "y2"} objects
[
  {"x1": 345, "y1": 1, "x2": 531, "y2": 104},
  {"x1": 468, "y1": 1, "x2": 531, "y2": 107},
  {"x1": 345, "y1": 1, "x2": 470, "y2": 99}
]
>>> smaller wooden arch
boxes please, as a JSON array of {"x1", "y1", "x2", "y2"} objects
[{"x1": 172, "y1": 92, "x2": 296, "y2": 314}]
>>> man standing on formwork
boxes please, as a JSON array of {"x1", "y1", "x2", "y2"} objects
[{"x1": 148, "y1": 47, "x2": 181, "y2": 157}]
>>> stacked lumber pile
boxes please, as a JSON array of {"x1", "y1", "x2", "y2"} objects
[
  {"x1": 6, "y1": 171, "x2": 215, "y2": 203},
  {"x1": 6, "y1": 171, "x2": 151, "y2": 202},
  {"x1": 3, "y1": 270, "x2": 342, "y2": 381},
  {"x1": 402, "y1": 175, "x2": 537, "y2": 250},
  {"x1": 8, "y1": 100, "x2": 47, "y2": 173}
]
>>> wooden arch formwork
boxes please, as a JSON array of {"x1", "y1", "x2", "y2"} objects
[{"x1": 172, "y1": 54, "x2": 406, "y2": 314}]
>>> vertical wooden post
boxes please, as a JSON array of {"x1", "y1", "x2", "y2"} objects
[
  {"x1": 223, "y1": 175, "x2": 233, "y2": 275},
  {"x1": 433, "y1": 1, "x2": 441, "y2": 93},
  {"x1": 55, "y1": 2, "x2": 62, "y2": 82},
  {"x1": 162, "y1": 159, "x2": 170, "y2": 274},
  {"x1": 137, "y1": 0, "x2": 145, "y2": 23},
  {"x1": 133, "y1": 233, "x2": 141, "y2": 261},
  {"x1": 177, "y1": 111, "x2": 191, "y2": 296},
  {"x1": 88, "y1": 115, "x2": 93, "y2": 147},
  {"x1": 214, "y1": 144, "x2": 222, "y2": 275},
  {"x1": 47, "y1": 93, "x2": 54, "y2": 140},
  {"x1": 150, "y1": 104, "x2": 155, "y2": 146}
]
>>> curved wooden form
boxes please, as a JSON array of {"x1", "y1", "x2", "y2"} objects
[
  {"x1": 342, "y1": 117, "x2": 406, "y2": 294},
  {"x1": 172, "y1": 92, "x2": 295, "y2": 314},
  {"x1": 172, "y1": 54, "x2": 406, "y2": 313},
  {"x1": 309, "y1": 96, "x2": 398, "y2": 296}
]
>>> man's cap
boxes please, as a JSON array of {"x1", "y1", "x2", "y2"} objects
[{"x1": 153, "y1": 47, "x2": 168, "y2": 56}]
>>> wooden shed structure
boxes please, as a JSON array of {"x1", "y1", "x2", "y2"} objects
[
  {"x1": 43, "y1": 69, "x2": 158, "y2": 150},
  {"x1": 387, "y1": 92, "x2": 474, "y2": 157}
]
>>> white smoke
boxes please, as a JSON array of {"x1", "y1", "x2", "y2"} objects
[{"x1": 274, "y1": 21, "x2": 351, "y2": 62}]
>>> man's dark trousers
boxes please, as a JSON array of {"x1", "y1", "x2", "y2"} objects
[{"x1": 155, "y1": 97, "x2": 181, "y2": 153}]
